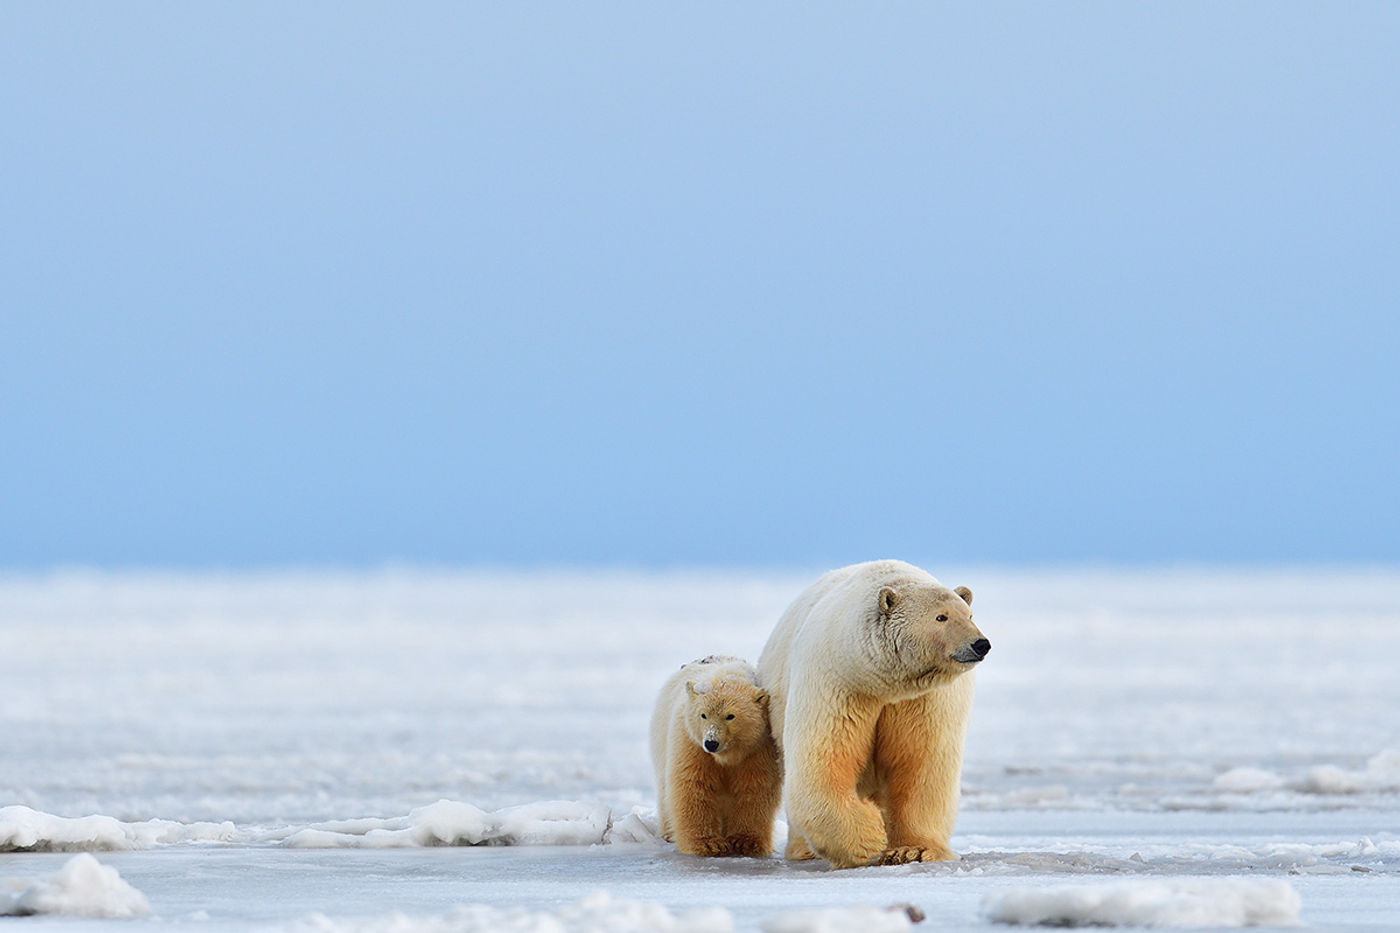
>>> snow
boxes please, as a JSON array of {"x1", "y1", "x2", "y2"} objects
[
  {"x1": 0, "y1": 806, "x2": 237, "y2": 851},
  {"x1": 761, "y1": 905, "x2": 916, "y2": 933},
  {"x1": 283, "y1": 800, "x2": 612, "y2": 848},
  {"x1": 1, "y1": 853, "x2": 151, "y2": 918},
  {"x1": 982, "y1": 879, "x2": 1301, "y2": 928},
  {"x1": 294, "y1": 891, "x2": 734, "y2": 933},
  {"x1": 0, "y1": 567, "x2": 1397, "y2": 930}
]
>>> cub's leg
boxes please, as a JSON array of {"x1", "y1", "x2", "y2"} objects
[
  {"x1": 721, "y1": 750, "x2": 782, "y2": 856},
  {"x1": 668, "y1": 743, "x2": 729, "y2": 856}
]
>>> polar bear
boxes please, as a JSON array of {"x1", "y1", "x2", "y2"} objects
[
  {"x1": 649, "y1": 655, "x2": 782, "y2": 857},
  {"x1": 756, "y1": 560, "x2": 990, "y2": 869}
]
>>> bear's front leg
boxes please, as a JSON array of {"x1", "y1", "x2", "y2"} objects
[
  {"x1": 721, "y1": 750, "x2": 781, "y2": 857},
  {"x1": 871, "y1": 681, "x2": 974, "y2": 864},
  {"x1": 784, "y1": 698, "x2": 886, "y2": 869},
  {"x1": 668, "y1": 747, "x2": 729, "y2": 856}
]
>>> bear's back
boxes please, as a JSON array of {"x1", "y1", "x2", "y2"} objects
[{"x1": 757, "y1": 560, "x2": 940, "y2": 748}]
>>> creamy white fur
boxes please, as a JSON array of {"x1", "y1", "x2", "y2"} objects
[{"x1": 757, "y1": 560, "x2": 987, "y2": 869}]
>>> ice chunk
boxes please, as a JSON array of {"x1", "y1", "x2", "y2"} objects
[
  {"x1": 407, "y1": 799, "x2": 492, "y2": 846},
  {"x1": 1213, "y1": 767, "x2": 1285, "y2": 792},
  {"x1": 983, "y1": 879, "x2": 1301, "y2": 928},
  {"x1": 1297, "y1": 749, "x2": 1400, "y2": 794},
  {"x1": 0, "y1": 853, "x2": 152, "y2": 918},
  {"x1": 0, "y1": 805, "x2": 236, "y2": 851},
  {"x1": 491, "y1": 800, "x2": 611, "y2": 846},
  {"x1": 284, "y1": 799, "x2": 610, "y2": 848},
  {"x1": 764, "y1": 905, "x2": 916, "y2": 933},
  {"x1": 604, "y1": 806, "x2": 665, "y2": 845}
]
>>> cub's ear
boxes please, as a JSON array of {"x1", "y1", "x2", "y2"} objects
[
  {"x1": 877, "y1": 586, "x2": 898, "y2": 617},
  {"x1": 685, "y1": 681, "x2": 697, "y2": 696},
  {"x1": 755, "y1": 689, "x2": 771, "y2": 710},
  {"x1": 954, "y1": 585, "x2": 973, "y2": 606}
]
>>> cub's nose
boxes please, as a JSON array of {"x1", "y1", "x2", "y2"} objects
[
  {"x1": 971, "y1": 638, "x2": 991, "y2": 659},
  {"x1": 703, "y1": 739, "x2": 719, "y2": 753}
]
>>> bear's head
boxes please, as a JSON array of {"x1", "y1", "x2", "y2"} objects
[
  {"x1": 684, "y1": 677, "x2": 771, "y2": 765},
  {"x1": 869, "y1": 582, "x2": 990, "y2": 687}
]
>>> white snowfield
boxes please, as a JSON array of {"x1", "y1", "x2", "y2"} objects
[{"x1": 1, "y1": 567, "x2": 1397, "y2": 930}]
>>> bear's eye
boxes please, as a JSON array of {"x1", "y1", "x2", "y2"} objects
[
  {"x1": 726, "y1": 714, "x2": 735, "y2": 720},
  {"x1": 700, "y1": 714, "x2": 707, "y2": 720},
  {"x1": 936, "y1": 614, "x2": 948, "y2": 622}
]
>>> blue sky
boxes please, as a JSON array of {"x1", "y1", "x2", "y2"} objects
[{"x1": 3, "y1": 3, "x2": 1397, "y2": 568}]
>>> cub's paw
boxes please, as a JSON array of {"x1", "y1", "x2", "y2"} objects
[
  {"x1": 680, "y1": 836, "x2": 731, "y2": 857},
  {"x1": 875, "y1": 844, "x2": 959, "y2": 865},
  {"x1": 723, "y1": 833, "x2": 771, "y2": 857}
]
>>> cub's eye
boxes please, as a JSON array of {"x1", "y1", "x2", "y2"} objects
[
  {"x1": 936, "y1": 614, "x2": 948, "y2": 622},
  {"x1": 700, "y1": 714, "x2": 707, "y2": 720},
  {"x1": 726, "y1": 714, "x2": 735, "y2": 720}
]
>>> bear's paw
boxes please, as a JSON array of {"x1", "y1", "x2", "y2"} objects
[
  {"x1": 875, "y1": 844, "x2": 959, "y2": 865},
  {"x1": 680, "y1": 835, "x2": 731, "y2": 857},
  {"x1": 723, "y1": 833, "x2": 770, "y2": 857}
]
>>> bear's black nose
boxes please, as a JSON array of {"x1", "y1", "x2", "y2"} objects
[
  {"x1": 971, "y1": 638, "x2": 991, "y2": 659},
  {"x1": 703, "y1": 739, "x2": 719, "y2": 753}
]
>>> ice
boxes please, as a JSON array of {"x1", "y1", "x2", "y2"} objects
[
  {"x1": 283, "y1": 799, "x2": 612, "y2": 848},
  {"x1": 1, "y1": 567, "x2": 1397, "y2": 929},
  {"x1": 603, "y1": 806, "x2": 666, "y2": 845},
  {"x1": 292, "y1": 891, "x2": 734, "y2": 933},
  {"x1": 0, "y1": 806, "x2": 236, "y2": 851},
  {"x1": 761, "y1": 905, "x2": 915, "y2": 933},
  {"x1": 1298, "y1": 751, "x2": 1400, "y2": 794},
  {"x1": 982, "y1": 879, "x2": 1301, "y2": 928},
  {"x1": 1, "y1": 853, "x2": 151, "y2": 918},
  {"x1": 1212, "y1": 767, "x2": 1285, "y2": 793}
]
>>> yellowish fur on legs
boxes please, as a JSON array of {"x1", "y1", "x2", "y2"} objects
[
  {"x1": 786, "y1": 699, "x2": 967, "y2": 866},
  {"x1": 667, "y1": 741, "x2": 779, "y2": 856},
  {"x1": 865, "y1": 688, "x2": 970, "y2": 864},
  {"x1": 785, "y1": 699, "x2": 889, "y2": 869}
]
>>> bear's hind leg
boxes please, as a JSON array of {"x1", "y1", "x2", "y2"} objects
[{"x1": 784, "y1": 831, "x2": 816, "y2": 861}]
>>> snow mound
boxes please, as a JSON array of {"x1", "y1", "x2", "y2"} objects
[
  {"x1": 0, "y1": 853, "x2": 152, "y2": 918},
  {"x1": 763, "y1": 905, "x2": 917, "y2": 933},
  {"x1": 295, "y1": 890, "x2": 731, "y2": 932},
  {"x1": 983, "y1": 879, "x2": 1301, "y2": 928},
  {"x1": 0, "y1": 805, "x2": 236, "y2": 851},
  {"x1": 603, "y1": 806, "x2": 666, "y2": 845},
  {"x1": 1297, "y1": 750, "x2": 1400, "y2": 795},
  {"x1": 1212, "y1": 767, "x2": 1285, "y2": 793},
  {"x1": 283, "y1": 799, "x2": 612, "y2": 848},
  {"x1": 1, "y1": 801, "x2": 614, "y2": 852}
]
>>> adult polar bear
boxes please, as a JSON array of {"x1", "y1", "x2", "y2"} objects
[{"x1": 757, "y1": 560, "x2": 990, "y2": 869}]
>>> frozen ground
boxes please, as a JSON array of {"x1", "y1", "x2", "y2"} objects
[{"x1": 1, "y1": 567, "x2": 1397, "y2": 930}]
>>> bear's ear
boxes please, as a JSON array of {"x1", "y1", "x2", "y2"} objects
[
  {"x1": 955, "y1": 585, "x2": 973, "y2": 606},
  {"x1": 685, "y1": 681, "x2": 697, "y2": 696},
  {"x1": 877, "y1": 586, "x2": 898, "y2": 618},
  {"x1": 755, "y1": 689, "x2": 770, "y2": 710}
]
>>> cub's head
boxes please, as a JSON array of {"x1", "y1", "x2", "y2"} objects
[
  {"x1": 684, "y1": 677, "x2": 771, "y2": 764},
  {"x1": 870, "y1": 581, "x2": 990, "y2": 686}
]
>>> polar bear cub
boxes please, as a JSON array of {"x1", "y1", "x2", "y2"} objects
[{"x1": 649, "y1": 655, "x2": 782, "y2": 857}]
